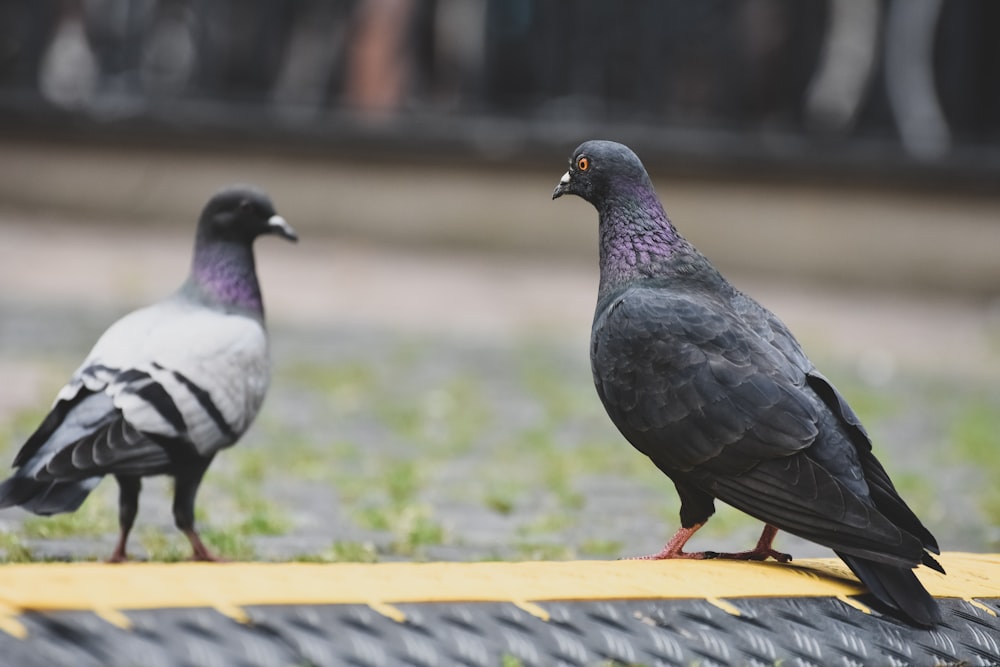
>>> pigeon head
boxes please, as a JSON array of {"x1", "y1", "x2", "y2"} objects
[
  {"x1": 552, "y1": 140, "x2": 654, "y2": 207},
  {"x1": 188, "y1": 185, "x2": 296, "y2": 316},
  {"x1": 553, "y1": 141, "x2": 693, "y2": 295},
  {"x1": 198, "y1": 185, "x2": 298, "y2": 245}
]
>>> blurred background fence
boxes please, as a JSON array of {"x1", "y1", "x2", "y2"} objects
[{"x1": 1, "y1": 0, "x2": 998, "y2": 184}]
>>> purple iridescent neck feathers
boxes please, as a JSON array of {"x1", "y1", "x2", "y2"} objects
[
  {"x1": 596, "y1": 181, "x2": 693, "y2": 297},
  {"x1": 185, "y1": 238, "x2": 264, "y2": 318}
]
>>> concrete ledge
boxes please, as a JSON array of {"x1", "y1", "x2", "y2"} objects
[{"x1": 0, "y1": 553, "x2": 996, "y2": 614}]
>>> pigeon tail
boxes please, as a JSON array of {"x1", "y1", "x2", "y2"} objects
[
  {"x1": 837, "y1": 552, "x2": 942, "y2": 627},
  {"x1": 0, "y1": 475, "x2": 99, "y2": 516}
]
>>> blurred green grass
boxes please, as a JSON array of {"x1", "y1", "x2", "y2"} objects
[{"x1": 1, "y1": 325, "x2": 997, "y2": 563}]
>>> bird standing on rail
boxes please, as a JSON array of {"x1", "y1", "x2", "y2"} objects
[
  {"x1": 553, "y1": 139, "x2": 943, "y2": 626},
  {"x1": 0, "y1": 185, "x2": 297, "y2": 562}
]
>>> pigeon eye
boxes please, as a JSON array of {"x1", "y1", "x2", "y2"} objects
[{"x1": 577, "y1": 156, "x2": 590, "y2": 172}]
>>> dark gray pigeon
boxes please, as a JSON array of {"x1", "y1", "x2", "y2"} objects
[
  {"x1": 553, "y1": 140, "x2": 943, "y2": 627},
  {"x1": 0, "y1": 185, "x2": 297, "y2": 562}
]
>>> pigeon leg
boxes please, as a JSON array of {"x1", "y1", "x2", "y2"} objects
[
  {"x1": 183, "y1": 528, "x2": 218, "y2": 562},
  {"x1": 629, "y1": 523, "x2": 719, "y2": 560},
  {"x1": 172, "y1": 457, "x2": 221, "y2": 562},
  {"x1": 711, "y1": 524, "x2": 792, "y2": 563},
  {"x1": 108, "y1": 475, "x2": 141, "y2": 563}
]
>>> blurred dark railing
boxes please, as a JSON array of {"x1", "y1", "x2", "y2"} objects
[{"x1": 0, "y1": 0, "x2": 998, "y2": 183}]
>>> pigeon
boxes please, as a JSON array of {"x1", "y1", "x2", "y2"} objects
[
  {"x1": 553, "y1": 140, "x2": 943, "y2": 626},
  {"x1": 0, "y1": 185, "x2": 297, "y2": 562}
]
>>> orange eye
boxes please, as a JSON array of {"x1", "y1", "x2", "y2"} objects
[{"x1": 576, "y1": 156, "x2": 590, "y2": 171}]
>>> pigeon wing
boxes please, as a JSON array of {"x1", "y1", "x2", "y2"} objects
[
  {"x1": 592, "y1": 284, "x2": 931, "y2": 567},
  {"x1": 805, "y1": 369, "x2": 940, "y2": 554},
  {"x1": 15, "y1": 298, "x2": 268, "y2": 480},
  {"x1": 592, "y1": 284, "x2": 818, "y2": 474},
  {"x1": 89, "y1": 298, "x2": 269, "y2": 455}
]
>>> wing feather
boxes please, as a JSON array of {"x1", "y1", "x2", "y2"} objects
[
  {"x1": 593, "y1": 287, "x2": 817, "y2": 473},
  {"x1": 591, "y1": 281, "x2": 936, "y2": 570},
  {"x1": 9, "y1": 297, "x2": 269, "y2": 483}
]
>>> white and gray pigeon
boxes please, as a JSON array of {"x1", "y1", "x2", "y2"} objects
[{"x1": 0, "y1": 185, "x2": 297, "y2": 562}]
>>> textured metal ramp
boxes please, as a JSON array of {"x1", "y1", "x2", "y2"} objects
[
  {"x1": 5, "y1": 597, "x2": 1000, "y2": 666},
  {"x1": 0, "y1": 554, "x2": 998, "y2": 666}
]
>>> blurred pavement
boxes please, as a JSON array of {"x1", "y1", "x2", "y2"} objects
[
  {"x1": 1, "y1": 139, "x2": 1000, "y2": 295},
  {"x1": 1, "y1": 139, "x2": 998, "y2": 392}
]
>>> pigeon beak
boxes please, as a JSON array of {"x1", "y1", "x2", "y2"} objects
[
  {"x1": 552, "y1": 171, "x2": 571, "y2": 199},
  {"x1": 267, "y1": 214, "x2": 298, "y2": 242}
]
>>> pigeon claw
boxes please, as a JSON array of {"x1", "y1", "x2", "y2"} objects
[
  {"x1": 185, "y1": 529, "x2": 225, "y2": 562},
  {"x1": 709, "y1": 548, "x2": 793, "y2": 563}
]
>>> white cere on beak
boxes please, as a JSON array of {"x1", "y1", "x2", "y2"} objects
[
  {"x1": 560, "y1": 171, "x2": 571, "y2": 185},
  {"x1": 267, "y1": 214, "x2": 298, "y2": 241}
]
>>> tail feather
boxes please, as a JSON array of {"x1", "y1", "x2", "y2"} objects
[
  {"x1": 922, "y1": 551, "x2": 946, "y2": 575},
  {"x1": 0, "y1": 477, "x2": 42, "y2": 509},
  {"x1": 838, "y1": 552, "x2": 942, "y2": 627},
  {"x1": 0, "y1": 475, "x2": 98, "y2": 516}
]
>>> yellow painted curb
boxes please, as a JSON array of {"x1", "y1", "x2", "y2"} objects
[{"x1": 0, "y1": 553, "x2": 992, "y2": 616}]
